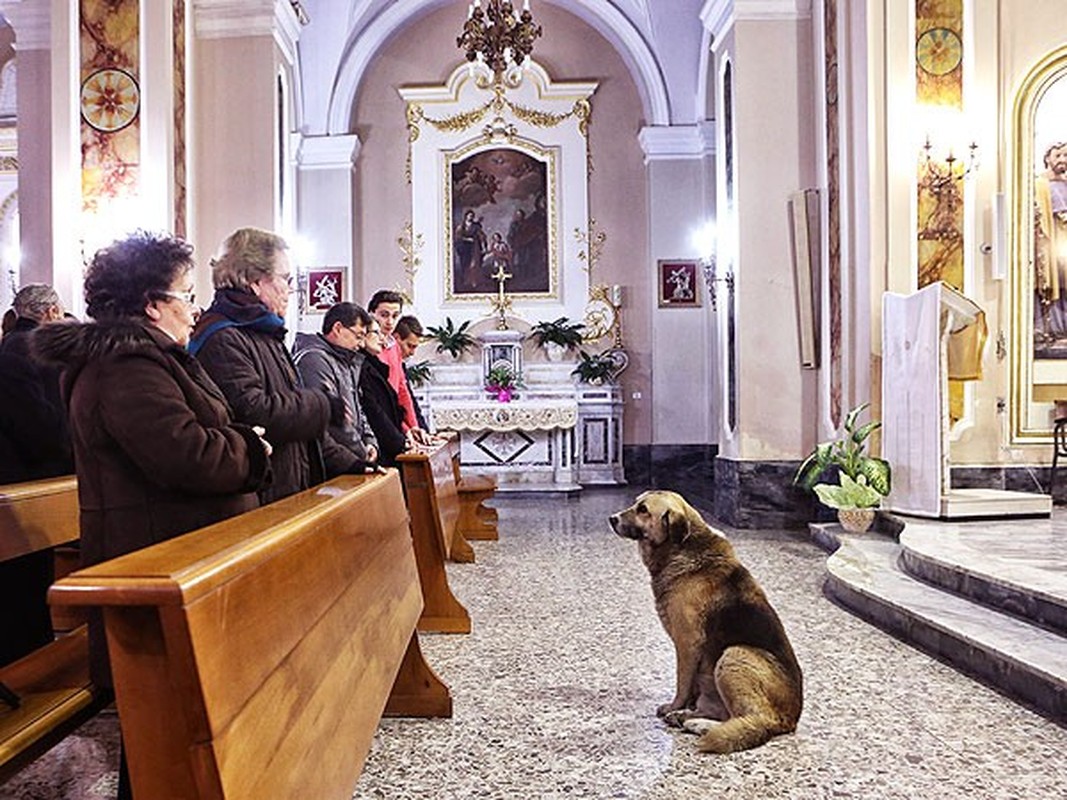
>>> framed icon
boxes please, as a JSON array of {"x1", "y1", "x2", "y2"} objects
[
  {"x1": 306, "y1": 268, "x2": 345, "y2": 312},
  {"x1": 657, "y1": 259, "x2": 701, "y2": 308}
]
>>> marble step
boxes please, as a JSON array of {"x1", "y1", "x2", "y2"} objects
[
  {"x1": 899, "y1": 521, "x2": 1067, "y2": 635},
  {"x1": 813, "y1": 526, "x2": 1067, "y2": 720}
]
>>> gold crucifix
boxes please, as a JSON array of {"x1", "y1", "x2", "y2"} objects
[{"x1": 489, "y1": 263, "x2": 513, "y2": 329}]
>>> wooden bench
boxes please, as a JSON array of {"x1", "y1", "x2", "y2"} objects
[
  {"x1": 397, "y1": 439, "x2": 474, "y2": 633},
  {"x1": 0, "y1": 476, "x2": 104, "y2": 782},
  {"x1": 50, "y1": 471, "x2": 450, "y2": 800},
  {"x1": 451, "y1": 453, "x2": 500, "y2": 542}
]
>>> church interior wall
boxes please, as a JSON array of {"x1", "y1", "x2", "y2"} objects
[{"x1": 349, "y1": 2, "x2": 653, "y2": 444}]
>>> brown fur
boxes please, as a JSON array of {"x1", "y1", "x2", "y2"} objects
[{"x1": 609, "y1": 490, "x2": 803, "y2": 753}]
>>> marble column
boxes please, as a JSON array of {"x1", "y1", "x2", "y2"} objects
[
  {"x1": 293, "y1": 133, "x2": 360, "y2": 331},
  {"x1": 704, "y1": 0, "x2": 820, "y2": 527},
  {"x1": 189, "y1": 0, "x2": 302, "y2": 264},
  {"x1": 0, "y1": 0, "x2": 81, "y2": 312}
]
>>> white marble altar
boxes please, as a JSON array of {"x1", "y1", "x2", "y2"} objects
[{"x1": 415, "y1": 358, "x2": 625, "y2": 493}]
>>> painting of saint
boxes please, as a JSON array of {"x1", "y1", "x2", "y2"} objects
[
  {"x1": 1033, "y1": 75, "x2": 1067, "y2": 359},
  {"x1": 449, "y1": 148, "x2": 550, "y2": 296}
]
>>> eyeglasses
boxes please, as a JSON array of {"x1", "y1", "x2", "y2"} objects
[
  {"x1": 275, "y1": 273, "x2": 294, "y2": 289},
  {"x1": 159, "y1": 290, "x2": 196, "y2": 306},
  {"x1": 366, "y1": 329, "x2": 382, "y2": 338},
  {"x1": 346, "y1": 326, "x2": 367, "y2": 342}
]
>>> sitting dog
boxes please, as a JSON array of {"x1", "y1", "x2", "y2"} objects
[{"x1": 609, "y1": 490, "x2": 803, "y2": 753}]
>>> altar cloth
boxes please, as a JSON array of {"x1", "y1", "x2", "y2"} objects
[{"x1": 430, "y1": 398, "x2": 579, "y2": 432}]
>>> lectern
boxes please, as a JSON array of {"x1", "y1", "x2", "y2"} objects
[{"x1": 882, "y1": 281, "x2": 1051, "y2": 519}]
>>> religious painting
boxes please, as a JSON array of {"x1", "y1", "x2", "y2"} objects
[
  {"x1": 446, "y1": 145, "x2": 555, "y2": 300},
  {"x1": 1011, "y1": 47, "x2": 1067, "y2": 439},
  {"x1": 305, "y1": 267, "x2": 344, "y2": 312},
  {"x1": 657, "y1": 260, "x2": 701, "y2": 308}
]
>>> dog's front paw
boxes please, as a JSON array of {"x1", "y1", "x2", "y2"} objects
[
  {"x1": 682, "y1": 717, "x2": 721, "y2": 737},
  {"x1": 661, "y1": 709, "x2": 691, "y2": 728},
  {"x1": 656, "y1": 701, "x2": 684, "y2": 717}
]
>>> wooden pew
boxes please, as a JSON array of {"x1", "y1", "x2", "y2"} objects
[
  {"x1": 450, "y1": 452, "x2": 500, "y2": 542},
  {"x1": 397, "y1": 439, "x2": 474, "y2": 633},
  {"x1": 0, "y1": 476, "x2": 103, "y2": 782},
  {"x1": 50, "y1": 471, "x2": 450, "y2": 800}
]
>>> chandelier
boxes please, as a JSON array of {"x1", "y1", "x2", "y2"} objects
[{"x1": 457, "y1": 0, "x2": 542, "y2": 81}]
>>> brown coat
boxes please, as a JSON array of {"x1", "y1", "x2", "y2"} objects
[{"x1": 35, "y1": 320, "x2": 270, "y2": 685}]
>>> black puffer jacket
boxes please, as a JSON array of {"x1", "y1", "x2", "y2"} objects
[{"x1": 190, "y1": 289, "x2": 331, "y2": 504}]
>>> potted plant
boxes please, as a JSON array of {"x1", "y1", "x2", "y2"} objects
[
  {"x1": 485, "y1": 364, "x2": 523, "y2": 402},
  {"x1": 426, "y1": 317, "x2": 476, "y2": 359},
  {"x1": 530, "y1": 317, "x2": 585, "y2": 361},
  {"x1": 405, "y1": 360, "x2": 433, "y2": 389},
  {"x1": 793, "y1": 402, "x2": 891, "y2": 533},
  {"x1": 571, "y1": 350, "x2": 617, "y2": 385}
]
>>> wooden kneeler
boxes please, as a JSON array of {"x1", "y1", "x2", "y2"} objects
[{"x1": 454, "y1": 469, "x2": 499, "y2": 542}]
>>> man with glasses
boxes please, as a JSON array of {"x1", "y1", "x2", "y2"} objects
[{"x1": 293, "y1": 302, "x2": 379, "y2": 475}]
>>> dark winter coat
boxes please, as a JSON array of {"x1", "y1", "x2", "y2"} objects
[
  {"x1": 0, "y1": 318, "x2": 74, "y2": 666},
  {"x1": 190, "y1": 288, "x2": 331, "y2": 504},
  {"x1": 34, "y1": 319, "x2": 271, "y2": 687},
  {"x1": 292, "y1": 332, "x2": 377, "y2": 476},
  {"x1": 359, "y1": 355, "x2": 408, "y2": 468},
  {"x1": 0, "y1": 317, "x2": 72, "y2": 483}
]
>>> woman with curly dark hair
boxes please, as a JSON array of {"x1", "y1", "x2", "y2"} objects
[
  {"x1": 34, "y1": 230, "x2": 272, "y2": 677},
  {"x1": 35, "y1": 230, "x2": 273, "y2": 799}
]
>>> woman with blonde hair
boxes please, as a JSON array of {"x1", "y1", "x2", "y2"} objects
[{"x1": 190, "y1": 226, "x2": 339, "y2": 503}]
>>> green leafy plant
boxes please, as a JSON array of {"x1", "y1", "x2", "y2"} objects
[
  {"x1": 405, "y1": 360, "x2": 433, "y2": 388},
  {"x1": 426, "y1": 317, "x2": 475, "y2": 358},
  {"x1": 571, "y1": 350, "x2": 617, "y2": 384},
  {"x1": 530, "y1": 317, "x2": 586, "y2": 349},
  {"x1": 794, "y1": 402, "x2": 891, "y2": 509},
  {"x1": 813, "y1": 473, "x2": 883, "y2": 510}
]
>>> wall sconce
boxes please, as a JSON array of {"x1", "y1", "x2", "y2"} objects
[
  {"x1": 702, "y1": 258, "x2": 734, "y2": 312},
  {"x1": 692, "y1": 220, "x2": 734, "y2": 311},
  {"x1": 917, "y1": 138, "x2": 978, "y2": 242}
]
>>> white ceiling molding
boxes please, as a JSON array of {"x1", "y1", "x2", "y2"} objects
[
  {"x1": 701, "y1": 0, "x2": 812, "y2": 45},
  {"x1": 0, "y1": 0, "x2": 52, "y2": 51},
  {"x1": 638, "y1": 124, "x2": 713, "y2": 163},
  {"x1": 297, "y1": 133, "x2": 362, "y2": 170},
  {"x1": 193, "y1": 0, "x2": 302, "y2": 66},
  {"x1": 327, "y1": 0, "x2": 671, "y2": 134}
]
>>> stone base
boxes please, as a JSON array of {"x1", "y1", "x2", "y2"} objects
[{"x1": 711, "y1": 456, "x2": 815, "y2": 529}]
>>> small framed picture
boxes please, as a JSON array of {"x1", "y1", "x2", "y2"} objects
[
  {"x1": 657, "y1": 259, "x2": 701, "y2": 308},
  {"x1": 306, "y1": 268, "x2": 345, "y2": 312}
]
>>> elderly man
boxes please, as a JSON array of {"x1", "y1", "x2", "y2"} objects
[
  {"x1": 293, "y1": 302, "x2": 379, "y2": 476},
  {"x1": 0, "y1": 284, "x2": 72, "y2": 667}
]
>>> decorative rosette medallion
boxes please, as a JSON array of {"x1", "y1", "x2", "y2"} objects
[{"x1": 80, "y1": 68, "x2": 141, "y2": 133}]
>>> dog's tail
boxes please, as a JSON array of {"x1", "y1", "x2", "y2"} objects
[{"x1": 695, "y1": 715, "x2": 790, "y2": 754}]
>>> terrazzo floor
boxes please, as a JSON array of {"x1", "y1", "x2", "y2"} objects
[{"x1": 4, "y1": 486, "x2": 1067, "y2": 799}]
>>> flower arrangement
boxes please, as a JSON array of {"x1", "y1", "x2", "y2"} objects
[{"x1": 485, "y1": 364, "x2": 523, "y2": 403}]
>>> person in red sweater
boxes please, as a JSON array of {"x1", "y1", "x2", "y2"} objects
[{"x1": 367, "y1": 290, "x2": 434, "y2": 444}]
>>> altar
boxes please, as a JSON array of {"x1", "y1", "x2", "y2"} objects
[{"x1": 415, "y1": 342, "x2": 626, "y2": 493}]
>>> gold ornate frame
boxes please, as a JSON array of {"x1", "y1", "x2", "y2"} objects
[
  {"x1": 443, "y1": 138, "x2": 559, "y2": 302},
  {"x1": 1011, "y1": 45, "x2": 1067, "y2": 441}
]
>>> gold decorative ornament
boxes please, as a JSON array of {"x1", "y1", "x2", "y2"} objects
[
  {"x1": 916, "y1": 27, "x2": 962, "y2": 76},
  {"x1": 398, "y1": 222, "x2": 424, "y2": 293}
]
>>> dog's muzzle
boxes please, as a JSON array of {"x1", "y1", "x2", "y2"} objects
[{"x1": 609, "y1": 513, "x2": 642, "y2": 540}]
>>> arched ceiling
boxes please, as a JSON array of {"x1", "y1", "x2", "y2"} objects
[{"x1": 299, "y1": 0, "x2": 705, "y2": 135}]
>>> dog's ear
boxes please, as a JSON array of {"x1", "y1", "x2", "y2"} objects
[{"x1": 663, "y1": 508, "x2": 691, "y2": 544}]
